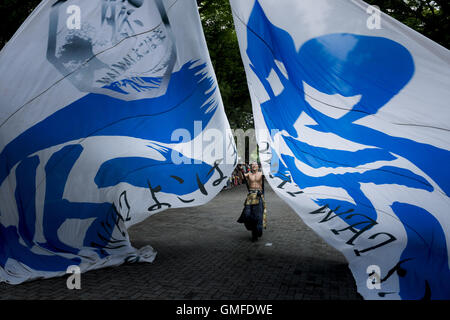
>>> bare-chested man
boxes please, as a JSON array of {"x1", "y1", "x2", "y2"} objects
[
  {"x1": 245, "y1": 162, "x2": 264, "y2": 191},
  {"x1": 237, "y1": 162, "x2": 267, "y2": 241}
]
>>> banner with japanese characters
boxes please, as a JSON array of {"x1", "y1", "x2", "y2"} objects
[
  {"x1": 0, "y1": 0, "x2": 235, "y2": 284},
  {"x1": 230, "y1": 0, "x2": 450, "y2": 299}
]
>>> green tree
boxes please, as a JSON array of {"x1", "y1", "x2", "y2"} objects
[{"x1": 197, "y1": 0, "x2": 253, "y2": 130}]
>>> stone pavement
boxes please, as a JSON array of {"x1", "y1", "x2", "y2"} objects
[{"x1": 0, "y1": 183, "x2": 362, "y2": 300}]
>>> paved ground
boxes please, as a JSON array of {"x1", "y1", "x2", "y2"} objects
[{"x1": 0, "y1": 183, "x2": 361, "y2": 300}]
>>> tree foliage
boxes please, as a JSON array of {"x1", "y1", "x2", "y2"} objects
[
  {"x1": 365, "y1": 0, "x2": 449, "y2": 48},
  {"x1": 0, "y1": 0, "x2": 41, "y2": 48},
  {"x1": 1, "y1": 0, "x2": 448, "y2": 130},
  {"x1": 197, "y1": 0, "x2": 253, "y2": 130}
]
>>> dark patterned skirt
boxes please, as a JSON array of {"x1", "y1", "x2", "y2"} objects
[{"x1": 237, "y1": 190, "x2": 267, "y2": 238}]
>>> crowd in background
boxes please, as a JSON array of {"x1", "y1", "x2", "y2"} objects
[{"x1": 224, "y1": 164, "x2": 251, "y2": 189}]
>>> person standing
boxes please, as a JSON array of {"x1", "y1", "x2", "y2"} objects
[{"x1": 237, "y1": 162, "x2": 267, "y2": 241}]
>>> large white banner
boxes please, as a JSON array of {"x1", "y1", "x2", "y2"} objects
[
  {"x1": 0, "y1": 0, "x2": 236, "y2": 284},
  {"x1": 230, "y1": 0, "x2": 450, "y2": 299}
]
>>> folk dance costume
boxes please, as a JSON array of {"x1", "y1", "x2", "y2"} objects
[{"x1": 237, "y1": 175, "x2": 267, "y2": 241}]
